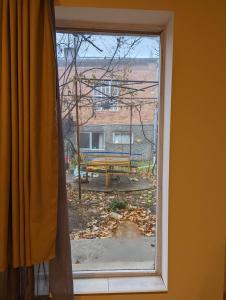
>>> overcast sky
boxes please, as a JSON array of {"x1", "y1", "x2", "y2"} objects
[{"x1": 56, "y1": 33, "x2": 160, "y2": 59}]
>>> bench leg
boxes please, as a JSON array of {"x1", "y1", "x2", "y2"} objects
[
  {"x1": 85, "y1": 171, "x2": 88, "y2": 183},
  {"x1": 105, "y1": 173, "x2": 111, "y2": 188}
]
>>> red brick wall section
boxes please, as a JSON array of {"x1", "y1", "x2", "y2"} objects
[{"x1": 59, "y1": 59, "x2": 159, "y2": 125}]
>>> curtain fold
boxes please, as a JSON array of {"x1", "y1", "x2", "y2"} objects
[{"x1": 0, "y1": 0, "x2": 73, "y2": 299}]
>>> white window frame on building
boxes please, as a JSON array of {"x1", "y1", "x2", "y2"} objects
[
  {"x1": 55, "y1": 6, "x2": 174, "y2": 295},
  {"x1": 113, "y1": 132, "x2": 134, "y2": 145},
  {"x1": 80, "y1": 132, "x2": 105, "y2": 150},
  {"x1": 93, "y1": 80, "x2": 119, "y2": 111}
]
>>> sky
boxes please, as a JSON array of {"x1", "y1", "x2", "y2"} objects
[{"x1": 56, "y1": 33, "x2": 160, "y2": 59}]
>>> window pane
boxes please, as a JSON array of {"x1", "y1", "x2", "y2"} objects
[
  {"x1": 121, "y1": 133, "x2": 130, "y2": 144},
  {"x1": 92, "y1": 133, "x2": 104, "y2": 149},
  {"x1": 114, "y1": 133, "x2": 121, "y2": 144},
  {"x1": 114, "y1": 133, "x2": 131, "y2": 144},
  {"x1": 58, "y1": 31, "x2": 161, "y2": 275},
  {"x1": 80, "y1": 133, "x2": 90, "y2": 148}
]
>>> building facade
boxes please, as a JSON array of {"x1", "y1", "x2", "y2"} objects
[{"x1": 59, "y1": 55, "x2": 159, "y2": 160}]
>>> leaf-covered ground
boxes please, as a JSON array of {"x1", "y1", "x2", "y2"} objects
[{"x1": 67, "y1": 174, "x2": 157, "y2": 240}]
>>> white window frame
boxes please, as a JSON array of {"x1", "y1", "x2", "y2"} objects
[
  {"x1": 55, "y1": 6, "x2": 174, "y2": 295},
  {"x1": 93, "y1": 80, "x2": 119, "y2": 112},
  {"x1": 80, "y1": 132, "x2": 105, "y2": 150},
  {"x1": 113, "y1": 131, "x2": 134, "y2": 145}
]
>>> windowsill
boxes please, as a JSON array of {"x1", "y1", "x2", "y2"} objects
[
  {"x1": 95, "y1": 110, "x2": 119, "y2": 112},
  {"x1": 73, "y1": 275, "x2": 167, "y2": 294},
  {"x1": 80, "y1": 149, "x2": 105, "y2": 151}
]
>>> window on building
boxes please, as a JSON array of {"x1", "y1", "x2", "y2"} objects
[
  {"x1": 80, "y1": 132, "x2": 105, "y2": 150},
  {"x1": 113, "y1": 132, "x2": 133, "y2": 144},
  {"x1": 93, "y1": 80, "x2": 119, "y2": 111}
]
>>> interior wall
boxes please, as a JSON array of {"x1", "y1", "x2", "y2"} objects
[
  {"x1": 54, "y1": 1, "x2": 226, "y2": 299},
  {"x1": 225, "y1": 243, "x2": 226, "y2": 298}
]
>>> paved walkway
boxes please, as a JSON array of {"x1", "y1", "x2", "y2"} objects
[{"x1": 71, "y1": 236, "x2": 156, "y2": 271}]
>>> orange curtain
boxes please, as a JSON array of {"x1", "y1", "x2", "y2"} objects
[{"x1": 0, "y1": 0, "x2": 59, "y2": 271}]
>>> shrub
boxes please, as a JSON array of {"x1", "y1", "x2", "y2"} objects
[{"x1": 109, "y1": 199, "x2": 128, "y2": 212}]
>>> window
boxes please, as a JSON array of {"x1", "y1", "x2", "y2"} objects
[
  {"x1": 79, "y1": 133, "x2": 90, "y2": 149},
  {"x1": 56, "y1": 6, "x2": 173, "y2": 295},
  {"x1": 58, "y1": 29, "x2": 160, "y2": 276},
  {"x1": 113, "y1": 132, "x2": 133, "y2": 144},
  {"x1": 80, "y1": 132, "x2": 105, "y2": 150},
  {"x1": 93, "y1": 80, "x2": 119, "y2": 111}
]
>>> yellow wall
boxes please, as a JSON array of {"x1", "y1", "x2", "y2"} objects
[{"x1": 55, "y1": 1, "x2": 226, "y2": 299}]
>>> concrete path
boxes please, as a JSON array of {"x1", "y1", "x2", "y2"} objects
[{"x1": 71, "y1": 236, "x2": 156, "y2": 271}]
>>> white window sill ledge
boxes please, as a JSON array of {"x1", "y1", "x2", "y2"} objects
[{"x1": 73, "y1": 276, "x2": 167, "y2": 294}]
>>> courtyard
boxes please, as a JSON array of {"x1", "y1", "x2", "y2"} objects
[{"x1": 66, "y1": 162, "x2": 157, "y2": 271}]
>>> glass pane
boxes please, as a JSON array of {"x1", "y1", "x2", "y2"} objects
[
  {"x1": 92, "y1": 133, "x2": 104, "y2": 149},
  {"x1": 80, "y1": 133, "x2": 90, "y2": 148},
  {"x1": 114, "y1": 133, "x2": 121, "y2": 144},
  {"x1": 114, "y1": 133, "x2": 130, "y2": 144},
  {"x1": 57, "y1": 31, "x2": 161, "y2": 274},
  {"x1": 99, "y1": 133, "x2": 104, "y2": 149},
  {"x1": 121, "y1": 133, "x2": 130, "y2": 144}
]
